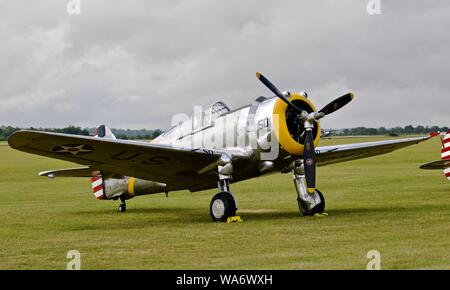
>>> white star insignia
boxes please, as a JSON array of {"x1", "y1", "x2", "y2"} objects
[{"x1": 55, "y1": 145, "x2": 92, "y2": 155}]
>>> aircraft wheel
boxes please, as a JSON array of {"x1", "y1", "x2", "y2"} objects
[
  {"x1": 210, "y1": 192, "x2": 237, "y2": 222},
  {"x1": 302, "y1": 189, "x2": 325, "y2": 216},
  {"x1": 118, "y1": 203, "x2": 126, "y2": 213}
]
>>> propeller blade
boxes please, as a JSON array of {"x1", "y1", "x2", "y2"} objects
[
  {"x1": 319, "y1": 92, "x2": 354, "y2": 116},
  {"x1": 256, "y1": 72, "x2": 303, "y2": 113},
  {"x1": 303, "y1": 129, "x2": 316, "y2": 193}
]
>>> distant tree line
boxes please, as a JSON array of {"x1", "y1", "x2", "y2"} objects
[
  {"x1": 336, "y1": 125, "x2": 449, "y2": 137},
  {"x1": 0, "y1": 125, "x2": 163, "y2": 141},
  {"x1": 1, "y1": 125, "x2": 447, "y2": 141},
  {"x1": 111, "y1": 128, "x2": 163, "y2": 140}
]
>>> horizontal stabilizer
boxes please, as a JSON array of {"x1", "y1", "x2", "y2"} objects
[
  {"x1": 419, "y1": 160, "x2": 450, "y2": 170},
  {"x1": 39, "y1": 167, "x2": 97, "y2": 178}
]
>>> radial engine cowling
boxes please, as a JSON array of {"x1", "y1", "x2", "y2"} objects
[{"x1": 272, "y1": 93, "x2": 321, "y2": 156}]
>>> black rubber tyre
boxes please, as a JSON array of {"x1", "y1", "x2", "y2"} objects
[
  {"x1": 301, "y1": 189, "x2": 325, "y2": 216},
  {"x1": 210, "y1": 192, "x2": 237, "y2": 222},
  {"x1": 118, "y1": 203, "x2": 126, "y2": 213}
]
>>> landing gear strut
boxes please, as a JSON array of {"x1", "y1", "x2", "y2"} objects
[
  {"x1": 209, "y1": 156, "x2": 240, "y2": 222},
  {"x1": 118, "y1": 196, "x2": 126, "y2": 213},
  {"x1": 293, "y1": 162, "x2": 325, "y2": 216}
]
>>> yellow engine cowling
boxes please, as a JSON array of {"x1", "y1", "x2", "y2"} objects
[{"x1": 272, "y1": 93, "x2": 321, "y2": 156}]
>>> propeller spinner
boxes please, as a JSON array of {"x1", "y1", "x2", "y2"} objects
[{"x1": 256, "y1": 72, "x2": 354, "y2": 194}]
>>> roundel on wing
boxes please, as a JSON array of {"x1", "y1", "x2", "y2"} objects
[{"x1": 52, "y1": 144, "x2": 94, "y2": 155}]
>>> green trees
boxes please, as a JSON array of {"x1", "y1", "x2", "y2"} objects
[
  {"x1": 0, "y1": 125, "x2": 163, "y2": 140},
  {"x1": 333, "y1": 125, "x2": 449, "y2": 136},
  {"x1": 53, "y1": 126, "x2": 90, "y2": 136},
  {"x1": 1, "y1": 124, "x2": 448, "y2": 141},
  {"x1": 0, "y1": 126, "x2": 21, "y2": 140}
]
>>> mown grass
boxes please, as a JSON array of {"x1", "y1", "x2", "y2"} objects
[{"x1": 0, "y1": 136, "x2": 449, "y2": 269}]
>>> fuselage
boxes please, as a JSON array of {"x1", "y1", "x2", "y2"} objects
[
  {"x1": 101, "y1": 93, "x2": 322, "y2": 200},
  {"x1": 153, "y1": 94, "x2": 321, "y2": 186},
  {"x1": 100, "y1": 94, "x2": 320, "y2": 199}
]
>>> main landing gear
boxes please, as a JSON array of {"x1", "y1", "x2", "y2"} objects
[
  {"x1": 209, "y1": 156, "x2": 241, "y2": 222},
  {"x1": 293, "y1": 162, "x2": 326, "y2": 216},
  {"x1": 210, "y1": 180, "x2": 238, "y2": 222}
]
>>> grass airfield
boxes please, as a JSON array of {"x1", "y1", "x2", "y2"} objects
[{"x1": 1, "y1": 136, "x2": 450, "y2": 270}]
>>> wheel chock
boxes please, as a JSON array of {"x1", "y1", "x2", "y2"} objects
[{"x1": 227, "y1": 216, "x2": 243, "y2": 223}]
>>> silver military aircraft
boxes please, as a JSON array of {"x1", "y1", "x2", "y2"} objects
[
  {"x1": 320, "y1": 129, "x2": 337, "y2": 139},
  {"x1": 8, "y1": 73, "x2": 431, "y2": 222}
]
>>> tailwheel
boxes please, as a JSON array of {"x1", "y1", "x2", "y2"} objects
[
  {"x1": 118, "y1": 197, "x2": 126, "y2": 213},
  {"x1": 118, "y1": 203, "x2": 126, "y2": 212},
  {"x1": 301, "y1": 189, "x2": 325, "y2": 216},
  {"x1": 210, "y1": 192, "x2": 237, "y2": 222}
]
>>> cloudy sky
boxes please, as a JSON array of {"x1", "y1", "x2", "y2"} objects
[{"x1": 0, "y1": 0, "x2": 449, "y2": 130}]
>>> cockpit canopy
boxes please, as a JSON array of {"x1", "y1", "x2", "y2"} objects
[
  {"x1": 160, "y1": 101, "x2": 231, "y2": 140},
  {"x1": 201, "y1": 101, "x2": 231, "y2": 127}
]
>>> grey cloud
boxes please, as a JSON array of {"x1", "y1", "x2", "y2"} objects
[{"x1": 0, "y1": 0, "x2": 449, "y2": 130}]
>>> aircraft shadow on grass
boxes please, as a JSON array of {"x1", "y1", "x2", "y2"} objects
[{"x1": 71, "y1": 203, "x2": 449, "y2": 225}]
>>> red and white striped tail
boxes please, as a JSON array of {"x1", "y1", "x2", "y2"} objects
[
  {"x1": 441, "y1": 131, "x2": 450, "y2": 180},
  {"x1": 91, "y1": 175, "x2": 105, "y2": 200}
]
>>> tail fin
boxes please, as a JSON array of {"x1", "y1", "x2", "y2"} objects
[
  {"x1": 440, "y1": 131, "x2": 450, "y2": 180},
  {"x1": 95, "y1": 125, "x2": 116, "y2": 140}
]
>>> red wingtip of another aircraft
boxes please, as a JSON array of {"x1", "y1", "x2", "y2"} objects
[{"x1": 430, "y1": 131, "x2": 440, "y2": 138}]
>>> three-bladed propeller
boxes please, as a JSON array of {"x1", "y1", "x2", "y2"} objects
[{"x1": 256, "y1": 72, "x2": 354, "y2": 194}]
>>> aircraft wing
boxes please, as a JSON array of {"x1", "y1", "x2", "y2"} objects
[
  {"x1": 8, "y1": 130, "x2": 249, "y2": 190},
  {"x1": 316, "y1": 136, "x2": 430, "y2": 166},
  {"x1": 419, "y1": 160, "x2": 450, "y2": 170}
]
